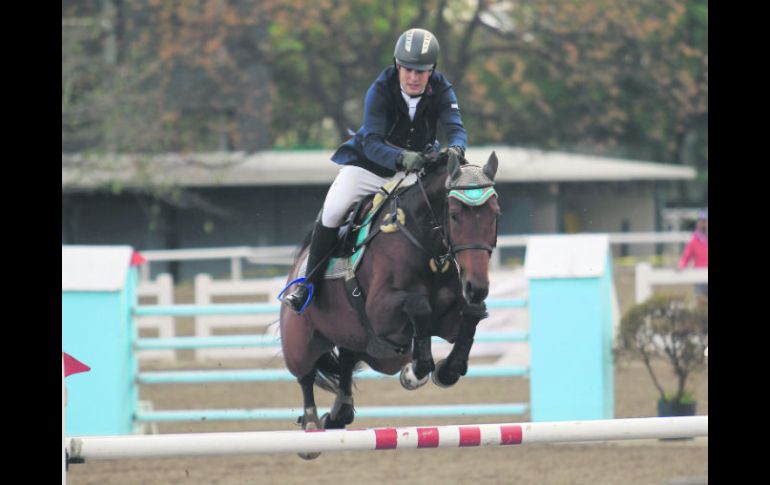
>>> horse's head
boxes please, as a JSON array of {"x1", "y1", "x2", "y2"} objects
[{"x1": 445, "y1": 151, "x2": 500, "y2": 304}]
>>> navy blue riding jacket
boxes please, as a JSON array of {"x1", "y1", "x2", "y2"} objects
[{"x1": 331, "y1": 66, "x2": 467, "y2": 178}]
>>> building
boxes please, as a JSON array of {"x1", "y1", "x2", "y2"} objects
[{"x1": 62, "y1": 147, "x2": 695, "y2": 280}]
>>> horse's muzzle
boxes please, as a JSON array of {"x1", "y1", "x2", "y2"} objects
[{"x1": 463, "y1": 279, "x2": 489, "y2": 304}]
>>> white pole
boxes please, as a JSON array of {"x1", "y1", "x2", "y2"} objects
[{"x1": 67, "y1": 416, "x2": 707, "y2": 461}]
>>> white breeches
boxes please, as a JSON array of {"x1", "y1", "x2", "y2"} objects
[{"x1": 321, "y1": 165, "x2": 416, "y2": 228}]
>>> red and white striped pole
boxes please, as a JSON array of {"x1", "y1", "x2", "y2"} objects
[{"x1": 67, "y1": 416, "x2": 707, "y2": 461}]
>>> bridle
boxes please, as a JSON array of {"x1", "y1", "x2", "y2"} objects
[
  {"x1": 392, "y1": 160, "x2": 498, "y2": 271},
  {"x1": 443, "y1": 182, "x2": 498, "y2": 257}
]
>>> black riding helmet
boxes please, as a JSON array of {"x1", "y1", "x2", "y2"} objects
[{"x1": 393, "y1": 28, "x2": 440, "y2": 71}]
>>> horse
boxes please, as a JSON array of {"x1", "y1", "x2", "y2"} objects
[{"x1": 279, "y1": 151, "x2": 500, "y2": 458}]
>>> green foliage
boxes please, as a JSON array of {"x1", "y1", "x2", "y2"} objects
[{"x1": 619, "y1": 295, "x2": 708, "y2": 404}]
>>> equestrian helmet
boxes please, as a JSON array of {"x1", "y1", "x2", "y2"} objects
[{"x1": 394, "y1": 28, "x2": 440, "y2": 71}]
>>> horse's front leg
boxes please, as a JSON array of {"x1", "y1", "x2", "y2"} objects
[
  {"x1": 297, "y1": 371, "x2": 322, "y2": 460},
  {"x1": 433, "y1": 301, "x2": 488, "y2": 388},
  {"x1": 399, "y1": 294, "x2": 434, "y2": 390},
  {"x1": 321, "y1": 347, "x2": 357, "y2": 429}
]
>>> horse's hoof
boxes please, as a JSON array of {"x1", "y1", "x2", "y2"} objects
[
  {"x1": 319, "y1": 412, "x2": 340, "y2": 430},
  {"x1": 432, "y1": 359, "x2": 460, "y2": 388},
  {"x1": 400, "y1": 362, "x2": 430, "y2": 390},
  {"x1": 297, "y1": 408, "x2": 322, "y2": 459},
  {"x1": 297, "y1": 415, "x2": 321, "y2": 460},
  {"x1": 320, "y1": 411, "x2": 350, "y2": 430},
  {"x1": 298, "y1": 451, "x2": 321, "y2": 460}
]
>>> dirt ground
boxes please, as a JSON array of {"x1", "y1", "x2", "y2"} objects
[{"x1": 67, "y1": 355, "x2": 707, "y2": 485}]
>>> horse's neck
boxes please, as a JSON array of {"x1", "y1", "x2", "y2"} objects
[
  {"x1": 421, "y1": 169, "x2": 450, "y2": 209},
  {"x1": 402, "y1": 170, "x2": 449, "y2": 243}
]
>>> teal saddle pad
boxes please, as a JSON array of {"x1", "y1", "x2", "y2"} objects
[
  {"x1": 297, "y1": 175, "x2": 417, "y2": 280},
  {"x1": 296, "y1": 204, "x2": 377, "y2": 280}
]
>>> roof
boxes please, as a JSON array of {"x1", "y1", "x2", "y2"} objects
[{"x1": 61, "y1": 146, "x2": 696, "y2": 189}]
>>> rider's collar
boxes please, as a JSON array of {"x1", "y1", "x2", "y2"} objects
[{"x1": 400, "y1": 86, "x2": 424, "y2": 99}]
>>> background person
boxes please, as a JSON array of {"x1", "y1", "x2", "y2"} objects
[{"x1": 677, "y1": 209, "x2": 708, "y2": 299}]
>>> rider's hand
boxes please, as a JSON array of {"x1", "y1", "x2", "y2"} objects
[
  {"x1": 398, "y1": 150, "x2": 428, "y2": 172},
  {"x1": 447, "y1": 146, "x2": 465, "y2": 160}
]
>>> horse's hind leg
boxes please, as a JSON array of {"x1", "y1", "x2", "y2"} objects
[
  {"x1": 321, "y1": 347, "x2": 357, "y2": 429},
  {"x1": 434, "y1": 302, "x2": 488, "y2": 388},
  {"x1": 297, "y1": 371, "x2": 322, "y2": 460},
  {"x1": 400, "y1": 294, "x2": 434, "y2": 390}
]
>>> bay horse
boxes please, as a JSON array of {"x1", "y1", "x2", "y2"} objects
[{"x1": 279, "y1": 151, "x2": 500, "y2": 458}]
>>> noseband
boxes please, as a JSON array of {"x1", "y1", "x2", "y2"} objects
[{"x1": 412, "y1": 162, "x2": 498, "y2": 268}]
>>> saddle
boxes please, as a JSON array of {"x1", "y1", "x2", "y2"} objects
[{"x1": 297, "y1": 176, "x2": 417, "y2": 280}]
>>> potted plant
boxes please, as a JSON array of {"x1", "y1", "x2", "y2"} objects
[{"x1": 619, "y1": 295, "x2": 708, "y2": 416}]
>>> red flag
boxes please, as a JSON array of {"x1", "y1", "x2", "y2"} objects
[
  {"x1": 62, "y1": 352, "x2": 91, "y2": 377},
  {"x1": 130, "y1": 251, "x2": 147, "y2": 266}
]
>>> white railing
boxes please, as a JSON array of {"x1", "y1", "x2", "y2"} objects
[
  {"x1": 134, "y1": 269, "x2": 530, "y2": 364},
  {"x1": 138, "y1": 245, "x2": 296, "y2": 281},
  {"x1": 135, "y1": 273, "x2": 175, "y2": 361},
  {"x1": 634, "y1": 262, "x2": 708, "y2": 303},
  {"x1": 132, "y1": 232, "x2": 696, "y2": 364},
  {"x1": 137, "y1": 231, "x2": 692, "y2": 280},
  {"x1": 192, "y1": 273, "x2": 286, "y2": 361}
]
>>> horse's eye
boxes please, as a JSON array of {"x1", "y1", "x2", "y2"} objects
[{"x1": 449, "y1": 212, "x2": 460, "y2": 222}]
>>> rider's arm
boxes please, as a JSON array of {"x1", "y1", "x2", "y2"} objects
[
  {"x1": 438, "y1": 87, "x2": 468, "y2": 152},
  {"x1": 360, "y1": 83, "x2": 403, "y2": 171}
]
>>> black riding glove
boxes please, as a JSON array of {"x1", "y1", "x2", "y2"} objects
[{"x1": 397, "y1": 150, "x2": 428, "y2": 172}]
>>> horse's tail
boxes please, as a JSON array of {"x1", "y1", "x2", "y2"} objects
[{"x1": 313, "y1": 351, "x2": 342, "y2": 394}]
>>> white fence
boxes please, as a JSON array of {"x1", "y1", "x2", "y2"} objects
[
  {"x1": 137, "y1": 231, "x2": 693, "y2": 281},
  {"x1": 134, "y1": 232, "x2": 697, "y2": 363},
  {"x1": 193, "y1": 273, "x2": 286, "y2": 360},
  {"x1": 136, "y1": 273, "x2": 175, "y2": 361},
  {"x1": 635, "y1": 262, "x2": 708, "y2": 303}
]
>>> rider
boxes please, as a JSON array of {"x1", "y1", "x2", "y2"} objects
[{"x1": 282, "y1": 28, "x2": 468, "y2": 314}]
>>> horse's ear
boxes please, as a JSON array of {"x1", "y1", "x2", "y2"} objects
[
  {"x1": 483, "y1": 151, "x2": 498, "y2": 181},
  {"x1": 447, "y1": 152, "x2": 462, "y2": 180}
]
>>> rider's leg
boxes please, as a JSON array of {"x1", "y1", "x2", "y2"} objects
[
  {"x1": 283, "y1": 217, "x2": 339, "y2": 313},
  {"x1": 283, "y1": 165, "x2": 390, "y2": 314}
]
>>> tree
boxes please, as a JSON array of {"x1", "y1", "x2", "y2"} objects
[{"x1": 63, "y1": 0, "x2": 707, "y2": 201}]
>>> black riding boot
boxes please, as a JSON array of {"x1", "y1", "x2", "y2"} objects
[{"x1": 283, "y1": 221, "x2": 339, "y2": 314}]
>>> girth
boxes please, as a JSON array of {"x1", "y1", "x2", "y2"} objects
[{"x1": 343, "y1": 269, "x2": 410, "y2": 359}]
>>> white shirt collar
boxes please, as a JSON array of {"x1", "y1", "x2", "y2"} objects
[{"x1": 400, "y1": 88, "x2": 421, "y2": 121}]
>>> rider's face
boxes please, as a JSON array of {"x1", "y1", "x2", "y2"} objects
[{"x1": 397, "y1": 64, "x2": 432, "y2": 96}]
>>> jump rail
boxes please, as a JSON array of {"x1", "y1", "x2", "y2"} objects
[
  {"x1": 132, "y1": 298, "x2": 529, "y2": 317},
  {"x1": 137, "y1": 365, "x2": 529, "y2": 384},
  {"x1": 68, "y1": 416, "x2": 707, "y2": 461},
  {"x1": 136, "y1": 403, "x2": 531, "y2": 423},
  {"x1": 134, "y1": 331, "x2": 530, "y2": 351}
]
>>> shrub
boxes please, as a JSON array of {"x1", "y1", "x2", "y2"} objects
[{"x1": 619, "y1": 295, "x2": 708, "y2": 404}]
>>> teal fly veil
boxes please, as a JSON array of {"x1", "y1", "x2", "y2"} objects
[{"x1": 446, "y1": 164, "x2": 497, "y2": 205}]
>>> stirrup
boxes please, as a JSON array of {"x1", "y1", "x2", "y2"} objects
[{"x1": 278, "y1": 277, "x2": 315, "y2": 314}]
